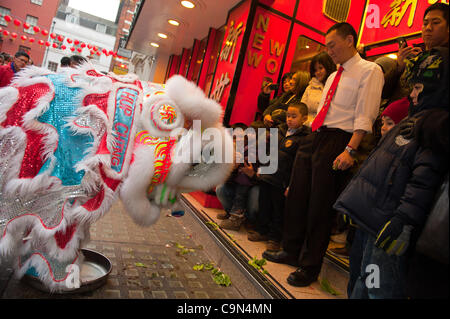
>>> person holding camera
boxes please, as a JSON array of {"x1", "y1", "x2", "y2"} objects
[{"x1": 262, "y1": 70, "x2": 310, "y2": 128}]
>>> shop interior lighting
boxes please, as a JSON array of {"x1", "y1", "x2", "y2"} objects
[
  {"x1": 168, "y1": 19, "x2": 180, "y2": 26},
  {"x1": 181, "y1": 1, "x2": 195, "y2": 9},
  {"x1": 158, "y1": 33, "x2": 168, "y2": 39},
  {"x1": 387, "y1": 54, "x2": 398, "y2": 59},
  {"x1": 150, "y1": 42, "x2": 160, "y2": 47}
]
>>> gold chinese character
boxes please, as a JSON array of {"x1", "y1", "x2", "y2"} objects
[
  {"x1": 381, "y1": 0, "x2": 418, "y2": 28},
  {"x1": 220, "y1": 21, "x2": 244, "y2": 63}
]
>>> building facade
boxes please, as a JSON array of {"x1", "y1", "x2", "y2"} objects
[
  {"x1": 42, "y1": 1, "x2": 117, "y2": 73},
  {"x1": 0, "y1": 0, "x2": 60, "y2": 66}
]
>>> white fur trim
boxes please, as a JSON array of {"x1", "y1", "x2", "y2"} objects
[
  {"x1": 165, "y1": 75, "x2": 223, "y2": 128},
  {"x1": 119, "y1": 144, "x2": 162, "y2": 226}
]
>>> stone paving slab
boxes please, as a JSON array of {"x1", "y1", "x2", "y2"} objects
[{"x1": 1, "y1": 202, "x2": 244, "y2": 299}]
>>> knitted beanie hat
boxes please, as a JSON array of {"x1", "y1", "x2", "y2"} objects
[{"x1": 381, "y1": 97, "x2": 410, "y2": 124}]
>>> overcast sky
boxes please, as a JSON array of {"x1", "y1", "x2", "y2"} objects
[{"x1": 68, "y1": 0, "x2": 121, "y2": 21}]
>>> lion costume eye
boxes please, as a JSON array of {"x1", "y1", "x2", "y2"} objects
[{"x1": 149, "y1": 99, "x2": 184, "y2": 131}]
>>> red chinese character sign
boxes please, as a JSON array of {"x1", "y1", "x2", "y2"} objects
[
  {"x1": 359, "y1": 0, "x2": 448, "y2": 49},
  {"x1": 209, "y1": 0, "x2": 251, "y2": 113}
]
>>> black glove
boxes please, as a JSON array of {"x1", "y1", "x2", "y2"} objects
[
  {"x1": 398, "y1": 117, "x2": 418, "y2": 140},
  {"x1": 375, "y1": 215, "x2": 413, "y2": 256}
]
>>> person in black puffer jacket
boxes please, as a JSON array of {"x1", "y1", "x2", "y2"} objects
[{"x1": 333, "y1": 47, "x2": 449, "y2": 299}]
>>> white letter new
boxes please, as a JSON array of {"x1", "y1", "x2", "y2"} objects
[
  {"x1": 365, "y1": 4, "x2": 380, "y2": 29},
  {"x1": 365, "y1": 264, "x2": 380, "y2": 288},
  {"x1": 65, "y1": 264, "x2": 80, "y2": 289}
]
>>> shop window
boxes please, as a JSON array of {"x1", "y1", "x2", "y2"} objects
[
  {"x1": 24, "y1": 15, "x2": 38, "y2": 34},
  {"x1": 31, "y1": 0, "x2": 43, "y2": 5},
  {"x1": 96, "y1": 24, "x2": 107, "y2": 34},
  {"x1": 48, "y1": 61, "x2": 58, "y2": 72},
  {"x1": 290, "y1": 36, "x2": 326, "y2": 73},
  {"x1": 0, "y1": 7, "x2": 11, "y2": 26},
  {"x1": 205, "y1": 27, "x2": 225, "y2": 96}
]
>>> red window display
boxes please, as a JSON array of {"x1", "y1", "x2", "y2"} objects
[
  {"x1": 199, "y1": 27, "x2": 225, "y2": 95},
  {"x1": 228, "y1": 6, "x2": 291, "y2": 126}
]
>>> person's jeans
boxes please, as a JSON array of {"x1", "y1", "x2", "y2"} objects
[
  {"x1": 347, "y1": 228, "x2": 368, "y2": 298},
  {"x1": 215, "y1": 183, "x2": 259, "y2": 224},
  {"x1": 350, "y1": 234, "x2": 408, "y2": 299}
]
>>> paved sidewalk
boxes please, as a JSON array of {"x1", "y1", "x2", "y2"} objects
[{"x1": 1, "y1": 202, "x2": 244, "y2": 299}]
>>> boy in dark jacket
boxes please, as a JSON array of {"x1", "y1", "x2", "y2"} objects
[
  {"x1": 248, "y1": 103, "x2": 311, "y2": 251},
  {"x1": 334, "y1": 47, "x2": 449, "y2": 299}
]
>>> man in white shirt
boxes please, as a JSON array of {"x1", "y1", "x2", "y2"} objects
[{"x1": 263, "y1": 22, "x2": 384, "y2": 287}]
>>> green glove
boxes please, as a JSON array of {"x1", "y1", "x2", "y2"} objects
[{"x1": 375, "y1": 216, "x2": 413, "y2": 256}]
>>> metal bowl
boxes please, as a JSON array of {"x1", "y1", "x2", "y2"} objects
[{"x1": 23, "y1": 248, "x2": 112, "y2": 294}]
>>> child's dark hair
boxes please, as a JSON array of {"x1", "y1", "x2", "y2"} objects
[
  {"x1": 288, "y1": 102, "x2": 308, "y2": 116},
  {"x1": 231, "y1": 122, "x2": 248, "y2": 130}
]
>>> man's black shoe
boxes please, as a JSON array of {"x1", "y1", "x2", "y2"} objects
[
  {"x1": 262, "y1": 250, "x2": 299, "y2": 267},
  {"x1": 287, "y1": 267, "x2": 319, "y2": 287}
]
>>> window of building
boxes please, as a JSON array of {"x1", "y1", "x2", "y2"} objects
[
  {"x1": 66, "y1": 14, "x2": 79, "y2": 25},
  {"x1": 0, "y1": 7, "x2": 11, "y2": 26},
  {"x1": 96, "y1": 24, "x2": 107, "y2": 33},
  {"x1": 48, "y1": 61, "x2": 58, "y2": 72},
  {"x1": 24, "y1": 15, "x2": 38, "y2": 34},
  {"x1": 31, "y1": 0, "x2": 43, "y2": 5},
  {"x1": 290, "y1": 36, "x2": 326, "y2": 73}
]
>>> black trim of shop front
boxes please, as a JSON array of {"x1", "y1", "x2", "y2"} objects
[{"x1": 196, "y1": 29, "x2": 212, "y2": 86}]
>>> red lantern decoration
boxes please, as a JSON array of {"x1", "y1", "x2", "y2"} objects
[
  {"x1": 2, "y1": 30, "x2": 9, "y2": 36},
  {"x1": 29, "y1": 37, "x2": 35, "y2": 43},
  {"x1": 74, "y1": 39, "x2": 80, "y2": 45},
  {"x1": 23, "y1": 23, "x2": 30, "y2": 29},
  {"x1": 93, "y1": 46, "x2": 98, "y2": 51},
  {"x1": 45, "y1": 41, "x2": 51, "y2": 47},
  {"x1": 67, "y1": 38, "x2": 72, "y2": 44},
  {"x1": 38, "y1": 40, "x2": 45, "y2": 45},
  {"x1": 4, "y1": 15, "x2": 12, "y2": 23},
  {"x1": 80, "y1": 43, "x2": 86, "y2": 48},
  {"x1": 61, "y1": 45, "x2": 66, "y2": 50},
  {"x1": 41, "y1": 29, "x2": 49, "y2": 36},
  {"x1": 102, "y1": 48, "x2": 107, "y2": 54},
  {"x1": 70, "y1": 47, "x2": 75, "y2": 52},
  {"x1": 109, "y1": 50, "x2": 114, "y2": 55},
  {"x1": 77, "y1": 48, "x2": 82, "y2": 53},
  {"x1": 33, "y1": 26, "x2": 40, "y2": 33},
  {"x1": 96, "y1": 51, "x2": 101, "y2": 56},
  {"x1": 13, "y1": 19, "x2": 21, "y2": 27},
  {"x1": 21, "y1": 35, "x2": 27, "y2": 41},
  {"x1": 113, "y1": 52, "x2": 117, "y2": 57},
  {"x1": 57, "y1": 35, "x2": 64, "y2": 42},
  {"x1": 11, "y1": 32, "x2": 18, "y2": 39},
  {"x1": 90, "y1": 50, "x2": 95, "y2": 55},
  {"x1": 87, "y1": 44, "x2": 92, "y2": 49},
  {"x1": 52, "y1": 43, "x2": 58, "y2": 48},
  {"x1": 50, "y1": 33, "x2": 56, "y2": 39}
]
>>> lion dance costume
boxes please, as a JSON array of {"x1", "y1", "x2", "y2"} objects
[{"x1": 0, "y1": 64, "x2": 233, "y2": 291}]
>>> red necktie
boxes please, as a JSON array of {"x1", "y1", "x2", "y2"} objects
[{"x1": 311, "y1": 65, "x2": 344, "y2": 132}]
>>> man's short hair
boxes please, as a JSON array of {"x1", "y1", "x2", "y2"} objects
[
  {"x1": 326, "y1": 22, "x2": 358, "y2": 48},
  {"x1": 15, "y1": 51, "x2": 30, "y2": 60},
  {"x1": 424, "y1": 3, "x2": 449, "y2": 25},
  {"x1": 288, "y1": 102, "x2": 308, "y2": 116},
  {"x1": 60, "y1": 56, "x2": 71, "y2": 67}
]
